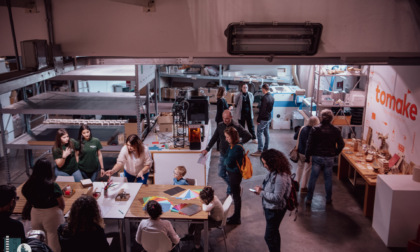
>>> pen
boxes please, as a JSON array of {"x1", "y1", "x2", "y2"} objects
[{"x1": 118, "y1": 210, "x2": 124, "y2": 215}]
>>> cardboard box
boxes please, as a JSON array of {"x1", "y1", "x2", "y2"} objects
[
  {"x1": 169, "y1": 88, "x2": 179, "y2": 99},
  {"x1": 159, "y1": 123, "x2": 173, "y2": 133},
  {"x1": 226, "y1": 91, "x2": 239, "y2": 104},
  {"x1": 332, "y1": 115, "x2": 352, "y2": 125},
  {"x1": 158, "y1": 113, "x2": 173, "y2": 124},
  {"x1": 124, "y1": 121, "x2": 145, "y2": 138}
]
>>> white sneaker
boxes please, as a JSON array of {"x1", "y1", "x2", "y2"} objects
[{"x1": 252, "y1": 139, "x2": 258, "y2": 144}]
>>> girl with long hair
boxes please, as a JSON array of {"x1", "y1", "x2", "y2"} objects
[
  {"x1": 58, "y1": 195, "x2": 110, "y2": 252},
  {"x1": 106, "y1": 134, "x2": 153, "y2": 183},
  {"x1": 253, "y1": 149, "x2": 292, "y2": 252},
  {"x1": 22, "y1": 158, "x2": 65, "y2": 252},
  {"x1": 53, "y1": 128, "x2": 83, "y2": 182},
  {"x1": 76, "y1": 124, "x2": 104, "y2": 180}
]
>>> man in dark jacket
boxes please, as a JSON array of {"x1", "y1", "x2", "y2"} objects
[
  {"x1": 305, "y1": 109, "x2": 345, "y2": 205},
  {"x1": 251, "y1": 84, "x2": 274, "y2": 156},
  {"x1": 202, "y1": 110, "x2": 252, "y2": 195}
]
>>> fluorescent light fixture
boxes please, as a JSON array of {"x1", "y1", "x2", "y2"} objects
[{"x1": 225, "y1": 22, "x2": 323, "y2": 56}]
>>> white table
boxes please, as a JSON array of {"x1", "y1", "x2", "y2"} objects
[{"x1": 372, "y1": 175, "x2": 420, "y2": 247}]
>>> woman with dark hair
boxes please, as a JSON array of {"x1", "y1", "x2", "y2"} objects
[
  {"x1": 253, "y1": 149, "x2": 292, "y2": 252},
  {"x1": 181, "y1": 186, "x2": 223, "y2": 251},
  {"x1": 215, "y1": 87, "x2": 230, "y2": 151},
  {"x1": 53, "y1": 128, "x2": 83, "y2": 182},
  {"x1": 106, "y1": 134, "x2": 153, "y2": 183},
  {"x1": 224, "y1": 126, "x2": 245, "y2": 225},
  {"x1": 76, "y1": 124, "x2": 104, "y2": 181},
  {"x1": 135, "y1": 200, "x2": 180, "y2": 251},
  {"x1": 22, "y1": 158, "x2": 65, "y2": 252},
  {"x1": 58, "y1": 195, "x2": 110, "y2": 252}
]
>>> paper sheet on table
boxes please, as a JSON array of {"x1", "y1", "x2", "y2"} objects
[{"x1": 197, "y1": 153, "x2": 207, "y2": 165}]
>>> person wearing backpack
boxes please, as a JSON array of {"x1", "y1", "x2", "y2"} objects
[
  {"x1": 224, "y1": 126, "x2": 245, "y2": 225},
  {"x1": 253, "y1": 149, "x2": 292, "y2": 252}
]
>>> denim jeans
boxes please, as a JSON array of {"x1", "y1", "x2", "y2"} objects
[
  {"x1": 218, "y1": 155, "x2": 231, "y2": 194},
  {"x1": 257, "y1": 119, "x2": 271, "y2": 151},
  {"x1": 55, "y1": 167, "x2": 83, "y2": 182},
  {"x1": 124, "y1": 170, "x2": 149, "y2": 184},
  {"x1": 80, "y1": 170, "x2": 98, "y2": 181},
  {"x1": 264, "y1": 208, "x2": 287, "y2": 252},
  {"x1": 306, "y1": 156, "x2": 335, "y2": 201}
]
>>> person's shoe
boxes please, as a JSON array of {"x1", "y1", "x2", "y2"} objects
[
  {"x1": 250, "y1": 151, "x2": 262, "y2": 157},
  {"x1": 305, "y1": 199, "x2": 312, "y2": 205},
  {"x1": 180, "y1": 234, "x2": 194, "y2": 241},
  {"x1": 226, "y1": 218, "x2": 241, "y2": 225},
  {"x1": 326, "y1": 199, "x2": 333, "y2": 205},
  {"x1": 300, "y1": 187, "x2": 308, "y2": 193},
  {"x1": 252, "y1": 139, "x2": 258, "y2": 144}
]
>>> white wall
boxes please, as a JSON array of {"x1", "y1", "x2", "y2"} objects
[
  {"x1": 1, "y1": 0, "x2": 420, "y2": 58},
  {"x1": 364, "y1": 66, "x2": 420, "y2": 165}
]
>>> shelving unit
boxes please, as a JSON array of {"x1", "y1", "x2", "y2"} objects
[{"x1": 311, "y1": 65, "x2": 370, "y2": 137}]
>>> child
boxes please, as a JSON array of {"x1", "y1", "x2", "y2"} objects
[
  {"x1": 181, "y1": 187, "x2": 223, "y2": 251},
  {"x1": 173, "y1": 166, "x2": 189, "y2": 185},
  {"x1": 135, "y1": 200, "x2": 180, "y2": 251}
]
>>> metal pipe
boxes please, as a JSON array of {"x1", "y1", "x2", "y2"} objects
[
  {"x1": 6, "y1": 0, "x2": 21, "y2": 71},
  {"x1": 44, "y1": 0, "x2": 55, "y2": 45}
]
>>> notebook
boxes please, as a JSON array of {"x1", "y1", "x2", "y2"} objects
[{"x1": 179, "y1": 204, "x2": 201, "y2": 216}]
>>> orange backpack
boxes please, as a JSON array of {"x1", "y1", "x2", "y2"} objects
[{"x1": 236, "y1": 145, "x2": 253, "y2": 180}]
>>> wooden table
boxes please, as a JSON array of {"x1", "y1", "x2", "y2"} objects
[
  {"x1": 337, "y1": 139, "x2": 378, "y2": 217},
  {"x1": 14, "y1": 182, "x2": 87, "y2": 215},
  {"x1": 125, "y1": 184, "x2": 209, "y2": 252}
]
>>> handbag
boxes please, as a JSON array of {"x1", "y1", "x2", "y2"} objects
[{"x1": 289, "y1": 127, "x2": 303, "y2": 163}]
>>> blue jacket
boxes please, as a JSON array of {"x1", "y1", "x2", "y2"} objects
[
  {"x1": 261, "y1": 172, "x2": 291, "y2": 210},
  {"x1": 173, "y1": 178, "x2": 189, "y2": 185}
]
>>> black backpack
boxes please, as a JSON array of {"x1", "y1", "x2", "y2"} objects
[{"x1": 285, "y1": 173, "x2": 299, "y2": 221}]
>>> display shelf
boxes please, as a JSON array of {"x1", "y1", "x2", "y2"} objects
[
  {"x1": 160, "y1": 72, "x2": 292, "y2": 83},
  {"x1": 0, "y1": 91, "x2": 172, "y2": 115}
]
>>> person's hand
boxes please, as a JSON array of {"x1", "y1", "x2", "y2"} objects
[
  {"x1": 100, "y1": 169, "x2": 106, "y2": 177},
  {"x1": 254, "y1": 186, "x2": 262, "y2": 195},
  {"x1": 62, "y1": 147, "x2": 71, "y2": 159},
  {"x1": 229, "y1": 106, "x2": 233, "y2": 110},
  {"x1": 137, "y1": 170, "x2": 145, "y2": 180},
  {"x1": 201, "y1": 149, "x2": 208, "y2": 156},
  {"x1": 105, "y1": 170, "x2": 113, "y2": 177}
]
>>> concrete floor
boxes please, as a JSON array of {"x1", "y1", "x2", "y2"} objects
[{"x1": 0, "y1": 105, "x2": 405, "y2": 252}]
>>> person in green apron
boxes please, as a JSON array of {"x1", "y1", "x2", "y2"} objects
[
  {"x1": 76, "y1": 124, "x2": 104, "y2": 181},
  {"x1": 53, "y1": 128, "x2": 83, "y2": 182}
]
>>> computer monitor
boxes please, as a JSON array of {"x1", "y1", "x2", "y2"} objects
[{"x1": 187, "y1": 96, "x2": 209, "y2": 124}]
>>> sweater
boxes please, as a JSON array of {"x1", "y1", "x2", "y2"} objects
[{"x1": 224, "y1": 144, "x2": 244, "y2": 173}]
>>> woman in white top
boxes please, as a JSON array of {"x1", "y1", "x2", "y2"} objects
[
  {"x1": 181, "y1": 186, "x2": 223, "y2": 251},
  {"x1": 106, "y1": 134, "x2": 153, "y2": 183},
  {"x1": 136, "y1": 200, "x2": 180, "y2": 251}
]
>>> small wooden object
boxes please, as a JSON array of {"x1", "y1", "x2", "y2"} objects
[
  {"x1": 62, "y1": 188, "x2": 75, "y2": 198},
  {"x1": 80, "y1": 179, "x2": 93, "y2": 188},
  {"x1": 115, "y1": 189, "x2": 130, "y2": 201}
]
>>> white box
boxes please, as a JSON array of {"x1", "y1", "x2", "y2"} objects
[
  {"x1": 222, "y1": 70, "x2": 242, "y2": 77},
  {"x1": 372, "y1": 175, "x2": 420, "y2": 247}
]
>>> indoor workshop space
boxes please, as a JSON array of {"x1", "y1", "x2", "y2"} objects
[{"x1": 1, "y1": 1, "x2": 420, "y2": 252}]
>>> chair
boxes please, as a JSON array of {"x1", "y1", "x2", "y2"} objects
[
  {"x1": 140, "y1": 229, "x2": 176, "y2": 252},
  {"x1": 56, "y1": 176, "x2": 75, "y2": 182},
  {"x1": 186, "y1": 178, "x2": 197, "y2": 186},
  {"x1": 209, "y1": 195, "x2": 233, "y2": 252}
]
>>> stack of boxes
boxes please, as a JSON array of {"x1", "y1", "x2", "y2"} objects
[{"x1": 157, "y1": 112, "x2": 173, "y2": 133}]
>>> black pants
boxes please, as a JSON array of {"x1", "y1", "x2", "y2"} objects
[
  {"x1": 239, "y1": 112, "x2": 256, "y2": 139},
  {"x1": 227, "y1": 171, "x2": 242, "y2": 221}
]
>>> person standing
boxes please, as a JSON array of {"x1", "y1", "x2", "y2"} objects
[
  {"x1": 294, "y1": 116, "x2": 320, "y2": 193},
  {"x1": 305, "y1": 109, "x2": 345, "y2": 205},
  {"x1": 58, "y1": 195, "x2": 110, "y2": 252},
  {"x1": 224, "y1": 127, "x2": 245, "y2": 225},
  {"x1": 252, "y1": 84, "x2": 274, "y2": 156},
  {"x1": 216, "y1": 87, "x2": 230, "y2": 151},
  {"x1": 201, "y1": 110, "x2": 252, "y2": 195},
  {"x1": 106, "y1": 134, "x2": 153, "y2": 184},
  {"x1": 76, "y1": 124, "x2": 105, "y2": 181},
  {"x1": 22, "y1": 158, "x2": 65, "y2": 252},
  {"x1": 234, "y1": 84, "x2": 257, "y2": 143},
  {"x1": 253, "y1": 149, "x2": 292, "y2": 252},
  {"x1": 0, "y1": 185, "x2": 26, "y2": 251},
  {"x1": 53, "y1": 128, "x2": 83, "y2": 182}
]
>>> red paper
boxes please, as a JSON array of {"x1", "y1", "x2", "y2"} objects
[{"x1": 388, "y1": 154, "x2": 400, "y2": 167}]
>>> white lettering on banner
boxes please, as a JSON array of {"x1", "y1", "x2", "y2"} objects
[{"x1": 375, "y1": 85, "x2": 418, "y2": 121}]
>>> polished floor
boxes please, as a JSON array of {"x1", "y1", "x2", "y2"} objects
[{"x1": 0, "y1": 106, "x2": 405, "y2": 252}]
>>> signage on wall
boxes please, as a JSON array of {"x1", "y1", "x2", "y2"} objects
[{"x1": 374, "y1": 85, "x2": 417, "y2": 121}]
